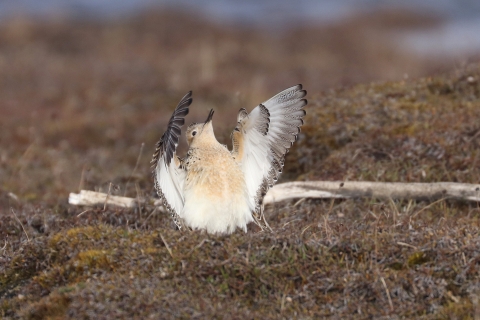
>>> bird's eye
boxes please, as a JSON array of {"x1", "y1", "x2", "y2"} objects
[{"x1": 192, "y1": 131, "x2": 197, "y2": 136}]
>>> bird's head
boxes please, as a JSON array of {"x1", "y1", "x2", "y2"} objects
[{"x1": 185, "y1": 109, "x2": 215, "y2": 146}]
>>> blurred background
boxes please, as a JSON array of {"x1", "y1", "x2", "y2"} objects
[{"x1": 1, "y1": 0, "x2": 480, "y2": 203}]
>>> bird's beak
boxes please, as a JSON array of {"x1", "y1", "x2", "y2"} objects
[{"x1": 204, "y1": 109, "x2": 214, "y2": 124}]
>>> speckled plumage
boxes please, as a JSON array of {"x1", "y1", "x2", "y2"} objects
[
  {"x1": 183, "y1": 129, "x2": 252, "y2": 234},
  {"x1": 153, "y1": 85, "x2": 307, "y2": 234}
]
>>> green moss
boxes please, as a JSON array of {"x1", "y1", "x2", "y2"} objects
[
  {"x1": 49, "y1": 225, "x2": 113, "y2": 248},
  {"x1": 387, "y1": 261, "x2": 404, "y2": 270},
  {"x1": 407, "y1": 252, "x2": 430, "y2": 267},
  {"x1": 0, "y1": 241, "x2": 47, "y2": 295},
  {"x1": 73, "y1": 250, "x2": 113, "y2": 272},
  {"x1": 58, "y1": 285, "x2": 77, "y2": 294},
  {"x1": 24, "y1": 291, "x2": 72, "y2": 320},
  {"x1": 440, "y1": 300, "x2": 475, "y2": 320}
]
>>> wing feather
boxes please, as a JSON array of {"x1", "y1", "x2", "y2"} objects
[
  {"x1": 232, "y1": 84, "x2": 307, "y2": 216},
  {"x1": 152, "y1": 92, "x2": 192, "y2": 227}
]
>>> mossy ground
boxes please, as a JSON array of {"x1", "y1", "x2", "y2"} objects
[{"x1": 1, "y1": 9, "x2": 480, "y2": 319}]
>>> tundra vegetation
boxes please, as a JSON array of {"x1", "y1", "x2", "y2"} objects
[{"x1": 1, "y1": 10, "x2": 479, "y2": 319}]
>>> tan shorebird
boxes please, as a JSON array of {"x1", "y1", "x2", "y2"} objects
[{"x1": 152, "y1": 85, "x2": 307, "y2": 234}]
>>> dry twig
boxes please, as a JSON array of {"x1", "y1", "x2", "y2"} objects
[
  {"x1": 159, "y1": 232, "x2": 173, "y2": 258},
  {"x1": 11, "y1": 208, "x2": 30, "y2": 242},
  {"x1": 380, "y1": 277, "x2": 394, "y2": 312}
]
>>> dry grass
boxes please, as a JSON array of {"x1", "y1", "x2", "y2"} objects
[{"x1": 1, "y1": 9, "x2": 480, "y2": 319}]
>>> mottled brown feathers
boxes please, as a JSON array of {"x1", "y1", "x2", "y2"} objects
[
  {"x1": 230, "y1": 84, "x2": 307, "y2": 216},
  {"x1": 151, "y1": 91, "x2": 192, "y2": 168},
  {"x1": 256, "y1": 104, "x2": 270, "y2": 136},
  {"x1": 151, "y1": 91, "x2": 192, "y2": 228}
]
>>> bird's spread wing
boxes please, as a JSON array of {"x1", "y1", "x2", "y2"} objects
[
  {"x1": 231, "y1": 84, "x2": 307, "y2": 218},
  {"x1": 152, "y1": 92, "x2": 192, "y2": 227}
]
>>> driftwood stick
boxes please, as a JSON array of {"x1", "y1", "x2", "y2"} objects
[
  {"x1": 263, "y1": 181, "x2": 480, "y2": 204},
  {"x1": 69, "y1": 190, "x2": 144, "y2": 208},
  {"x1": 68, "y1": 181, "x2": 480, "y2": 209},
  {"x1": 69, "y1": 190, "x2": 167, "y2": 211}
]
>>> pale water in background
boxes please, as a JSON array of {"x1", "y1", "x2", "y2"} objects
[{"x1": 1, "y1": 0, "x2": 480, "y2": 56}]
